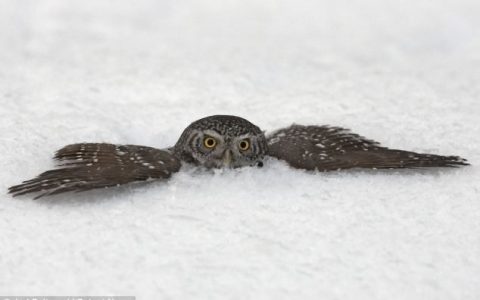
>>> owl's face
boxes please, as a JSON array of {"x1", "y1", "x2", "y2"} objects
[{"x1": 174, "y1": 115, "x2": 267, "y2": 168}]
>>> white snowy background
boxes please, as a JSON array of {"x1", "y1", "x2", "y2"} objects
[{"x1": 0, "y1": 0, "x2": 479, "y2": 299}]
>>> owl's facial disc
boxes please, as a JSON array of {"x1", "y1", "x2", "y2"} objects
[
  {"x1": 174, "y1": 115, "x2": 268, "y2": 169},
  {"x1": 190, "y1": 130, "x2": 264, "y2": 168}
]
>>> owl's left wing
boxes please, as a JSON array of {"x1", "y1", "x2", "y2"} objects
[
  {"x1": 266, "y1": 125, "x2": 468, "y2": 171},
  {"x1": 8, "y1": 143, "x2": 181, "y2": 199}
]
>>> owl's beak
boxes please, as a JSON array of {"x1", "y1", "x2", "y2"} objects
[{"x1": 222, "y1": 149, "x2": 233, "y2": 168}]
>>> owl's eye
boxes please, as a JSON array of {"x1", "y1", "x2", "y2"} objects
[
  {"x1": 238, "y1": 139, "x2": 250, "y2": 151},
  {"x1": 203, "y1": 137, "x2": 217, "y2": 149}
]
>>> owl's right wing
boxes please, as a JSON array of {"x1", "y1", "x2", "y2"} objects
[
  {"x1": 266, "y1": 125, "x2": 468, "y2": 171},
  {"x1": 8, "y1": 143, "x2": 181, "y2": 199}
]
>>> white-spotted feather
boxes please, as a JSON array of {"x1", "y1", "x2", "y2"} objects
[
  {"x1": 9, "y1": 143, "x2": 181, "y2": 199},
  {"x1": 267, "y1": 125, "x2": 468, "y2": 171}
]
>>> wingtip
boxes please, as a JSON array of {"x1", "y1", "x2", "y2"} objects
[
  {"x1": 7, "y1": 186, "x2": 25, "y2": 198},
  {"x1": 454, "y1": 156, "x2": 470, "y2": 166},
  {"x1": 7, "y1": 183, "x2": 22, "y2": 194},
  {"x1": 7, "y1": 183, "x2": 48, "y2": 200},
  {"x1": 7, "y1": 188, "x2": 17, "y2": 197}
]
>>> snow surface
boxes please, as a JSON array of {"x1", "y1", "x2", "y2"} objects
[{"x1": 1, "y1": 0, "x2": 480, "y2": 299}]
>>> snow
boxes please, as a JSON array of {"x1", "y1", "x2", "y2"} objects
[{"x1": 1, "y1": 0, "x2": 479, "y2": 299}]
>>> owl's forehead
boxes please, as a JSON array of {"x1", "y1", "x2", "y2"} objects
[{"x1": 189, "y1": 115, "x2": 262, "y2": 137}]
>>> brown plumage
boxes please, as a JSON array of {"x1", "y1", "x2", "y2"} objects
[
  {"x1": 267, "y1": 125, "x2": 468, "y2": 171},
  {"x1": 9, "y1": 143, "x2": 181, "y2": 199},
  {"x1": 8, "y1": 115, "x2": 469, "y2": 199}
]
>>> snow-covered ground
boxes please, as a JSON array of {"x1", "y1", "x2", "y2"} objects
[{"x1": 1, "y1": 0, "x2": 479, "y2": 299}]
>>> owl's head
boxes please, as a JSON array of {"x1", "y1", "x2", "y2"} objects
[{"x1": 174, "y1": 115, "x2": 267, "y2": 168}]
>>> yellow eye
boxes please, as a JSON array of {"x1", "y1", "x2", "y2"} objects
[
  {"x1": 203, "y1": 137, "x2": 217, "y2": 148},
  {"x1": 239, "y1": 139, "x2": 250, "y2": 151}
]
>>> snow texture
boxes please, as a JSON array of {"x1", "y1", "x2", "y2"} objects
[{"x1": 1, "y1": 0, "x2": 479, "y2": 299}]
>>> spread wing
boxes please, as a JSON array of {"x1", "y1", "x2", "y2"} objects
[
  {"x1": 8, "y1": 143, "x2": 181, "y2": 199},
  {"x1": 266, "y1": 125, "x2": 468, "y2": 171}
]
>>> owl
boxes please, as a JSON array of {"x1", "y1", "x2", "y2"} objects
[{"x1": 8, "y1": 115, "x2": 469, "y2": 199}]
